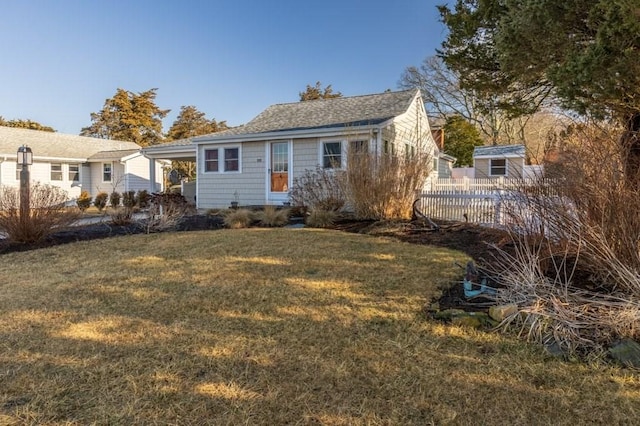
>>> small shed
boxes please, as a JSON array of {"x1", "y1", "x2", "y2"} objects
[{"x1": 473, "y1": 144, "x2": 525, "y2": 179}]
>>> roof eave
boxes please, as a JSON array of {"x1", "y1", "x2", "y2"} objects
[{"x1": 193, "y1": 123, "x2": 381, "y2": 144}]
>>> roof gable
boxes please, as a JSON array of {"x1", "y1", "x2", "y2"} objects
[
  {"x1": 0, "y1": 126, "x2": 140, "y2": 160},
  {"x1": 201, "y1": 89, "x2": 420, "y2": 139}
]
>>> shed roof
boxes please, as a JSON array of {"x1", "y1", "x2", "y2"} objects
[
  {"x1": 473, "y1": 144, "x2": 525, "y2": 158},
  {"x1": 0, "y1": 126, "x2": 140, "y2": 160}
]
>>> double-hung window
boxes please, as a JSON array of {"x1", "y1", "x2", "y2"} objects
[
  {"x1": 69, "y1": 164, "x2": 80, "y2": 182},
  {"x1": 103, "y1": 163, "x2": 112, "y2": 182},
  {"x1": 322, "y1": 141, "x2": 342, "y2": 169},
  {"x1": 490, "y1": 159, "x2": 507, "y2": 176},
  {"x1": 205, "y1": 149, "x2": 219, "y2": 172},
  {"x1": 204, "y1": 147, "x2": 240, "y2": 173},
  {"x1": 224, "y1": 148, "x2": 239, "y2": 172},
  {"x1": 51, "y1": 163, "x2": 63, "y2": 181}
]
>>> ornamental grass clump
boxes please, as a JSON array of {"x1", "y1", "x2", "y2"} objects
[
  {"x1": 305, "y1": 208, "x2": 336, "y2": 228},
  {"x1": 223, "y1": 208, "x2": 253, "y2": 229},
  {"x1": 254, "y1": 206, "x2": 290, "y2": 227},
  {"x1": 490, "y1": 122, "x2": 640, "y2": 356},
  {"x1": 0, "y1": 182, "x2": 80, "y2": 244}
]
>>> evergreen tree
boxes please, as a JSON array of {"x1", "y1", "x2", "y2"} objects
[
  {"x1": 0, "y1": 116, "x2": 55, "y2": 132},
  {"x1": 299, "y1": 81, "x2": 342, "y2": 101},
  {"x1": 442, "y1": 116, "x2": 485, "y2": 167},
  {"x1": 166, "y1": 106, "x2": 228, "y2": 180},
  {"x1": 439, "y1": 0, "x2": 640, "y2": 178},
  {"x1": 81, "y1": 88, "x2": 169, "y2": 146}
]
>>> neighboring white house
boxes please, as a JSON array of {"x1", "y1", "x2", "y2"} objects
[
  {"x1": 0, "y1": 126, "x2": 164, "y2": 200},
  {"x1": 142, "y1": 89, "x2": 443, "y2": 209}
]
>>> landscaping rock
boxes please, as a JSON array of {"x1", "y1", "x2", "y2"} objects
[
  {"x1": 489, "y1": 304, "x2": 518, "y2": 322},
  {"x1": 609, "y1": 340, "x2": 640, "y2": 368}
]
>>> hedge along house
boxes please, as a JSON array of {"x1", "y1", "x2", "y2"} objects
[
  {"x1": 0, "y1": 126, "x2": 164, "y2": 200},
  {"x1": 473, "y1": 144, "x2": 526, "y2": 179},
  {"x1": 142, "y1": 89, "x2": 442, "y2": 209}
]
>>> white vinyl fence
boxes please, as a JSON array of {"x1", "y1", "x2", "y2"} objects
[{"x1": 418, "y1": 178, "x2": 561, "y2": 227}]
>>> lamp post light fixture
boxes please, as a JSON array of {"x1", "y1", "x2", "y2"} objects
[{"x1": 17, "y1": 145, "x2": 33, "y2": 222}]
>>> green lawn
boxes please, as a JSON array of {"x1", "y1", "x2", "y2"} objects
[{"x1": 0, "y1": 228, "x2": 638, "y2": 425}]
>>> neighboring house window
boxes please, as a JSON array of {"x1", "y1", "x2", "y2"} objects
[
  {"x1": 224, "y1": 148, "x2": 239, "y2": 172},
  {"x1": 490, "y1": 159, "x2": 507, "y2": 176},
  {"x1": 205, "y1": 149, "x2": 219, "y2": 172},
  {"x1": 69, "y1": 164, "x2": 80, "y2": 182},
  {"x1": 103, "y1": 163, "x2": 112, "y2": 182},
  {"x1": 51, "y1": 163, "x2": 63, "y2": 181},
  {"x1": 204, "y1": 147, "x2": 240, "y2": 173},
  {"x1": 383, "y1": 140, "x2": 395, "y2": 155},
  {"x1": 323, "y1": 141, "x2": 342, "y2": 169},
  {"x1": 404, "y1": 143, "x2": 416, "y2": 159}
]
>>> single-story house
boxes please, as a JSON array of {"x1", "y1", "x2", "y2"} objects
[
  {"x1": 473, "y1": 144, "x2": 526, "y2": 179},
  {"x1": 142, "y1": 89, "x2": 445, "y2": 209},
  {"x1": 0, "y1": 126, "x2": 164, "y2": 200}
]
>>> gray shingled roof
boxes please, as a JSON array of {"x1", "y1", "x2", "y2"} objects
[
  {"x1": 88, "y1": 149, "x2": 140, "y2": 161},
  {"x1": 199, "y1": 89, "x2": 420, "y2": 139},
  {"x1": 474, "y1": 144, "x2": 525, "y2": 157},
  {"x1": 0, "y1": 126, "x2": 140, "y2": 160}
]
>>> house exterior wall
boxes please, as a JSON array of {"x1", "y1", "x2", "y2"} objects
[
  {"x1": 0, "y1": 160, "x2": 84, "y2": 199},
  {"x1": 291, "y1": 138, "x2": 320, "y2": 180},
  {"x1": 123, "y1": 154, "x2": 163, "y2": 194},
  {"x1": 90, "y1": 161, "x2": 126, "y2": 195},
  {"x1": 474, "y1": 157, "x2": 524, "y2": 179},
  {"x1": 197, "y1": 141, "x2": 265, "y2": 209}
]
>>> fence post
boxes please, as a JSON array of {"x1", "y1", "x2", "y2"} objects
[{"x1": 494, "y1": 190, "x2": 502, "y2": 227}]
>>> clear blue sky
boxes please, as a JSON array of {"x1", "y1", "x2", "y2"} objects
[{"x1": 0, "y1": 0, "x2": 448, "y2": 135}]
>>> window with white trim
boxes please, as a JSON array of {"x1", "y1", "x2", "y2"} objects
[
  {"x1": 51, "y1": 163, "x2": 63, "y2": 181},
  {"x1": 224, "y1": 148, "x2": 239, "y2": 172},
  {"x1": 103, "y1": 163, "x2": 112, "y2": 182},
  {"x1": 204, "y1": 147, "x2": 241, "y2": 173},
  {"x1": 322, "y1": 141, "x2": 342, "y2": 169},
  {"x1": 490, "y1": 159, "x2": 507, "y2": 176},
  {"x1": 204, "y1": 149, "x2": 219, "y2": 172},
  {"x1": 69, "y1": 164, "x2": 80, "y2": 182}
]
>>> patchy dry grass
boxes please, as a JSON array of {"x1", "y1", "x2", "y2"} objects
[{"x1": 0, "y1": 228, "x2": 638, "y2": 425}]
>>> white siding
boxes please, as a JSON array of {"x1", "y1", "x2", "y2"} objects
[
  {"x1": 197, "y1": 142, "x2": 266, "y2": 209},
  {"x1": 90, "y1": 161, "x2": 126, "y2": 196},
  {"x1": 123, "y1": 154, "x2": 162, "y2": 193},
  {"x1": 0, "y1": 160, "x2": 84, "y2": 200}
]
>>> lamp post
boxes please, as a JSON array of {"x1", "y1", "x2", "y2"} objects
[{"x1": 17, "y1": 145, "x2": 33, "y2": 222}]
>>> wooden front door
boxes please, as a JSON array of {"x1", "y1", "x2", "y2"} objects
[{"x1": 270, "y1": 142, "x2": 289, "y2": 192}]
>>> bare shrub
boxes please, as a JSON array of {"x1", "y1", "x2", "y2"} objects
[
  {"x1": 0, "y1": 183, "x2": 80, "y2": 243},
  {"x1": 109, "y1": 207, "x2": 134, "y2": 226},
  {"x1": 290, "y1": 166, "x2": 346, "y2": 212},
  {"x1": 342, "y1": 149, "x2": 432, "y2": 220},
  {"x1": 223, "y1": 208, "x2": 253, "y2": 229},
  {"x1": 146, "y1": 192, "x2": 194, "y2": 232},
  {"x1": 492, "y1": 122, "x2": 640, "y2": 354},
  {"x1": 255, "y1": 206, "x2": 290, "y2": 227},
  {"x1": 306, "y1": 209, "x2": 336, "y2": 228}
]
